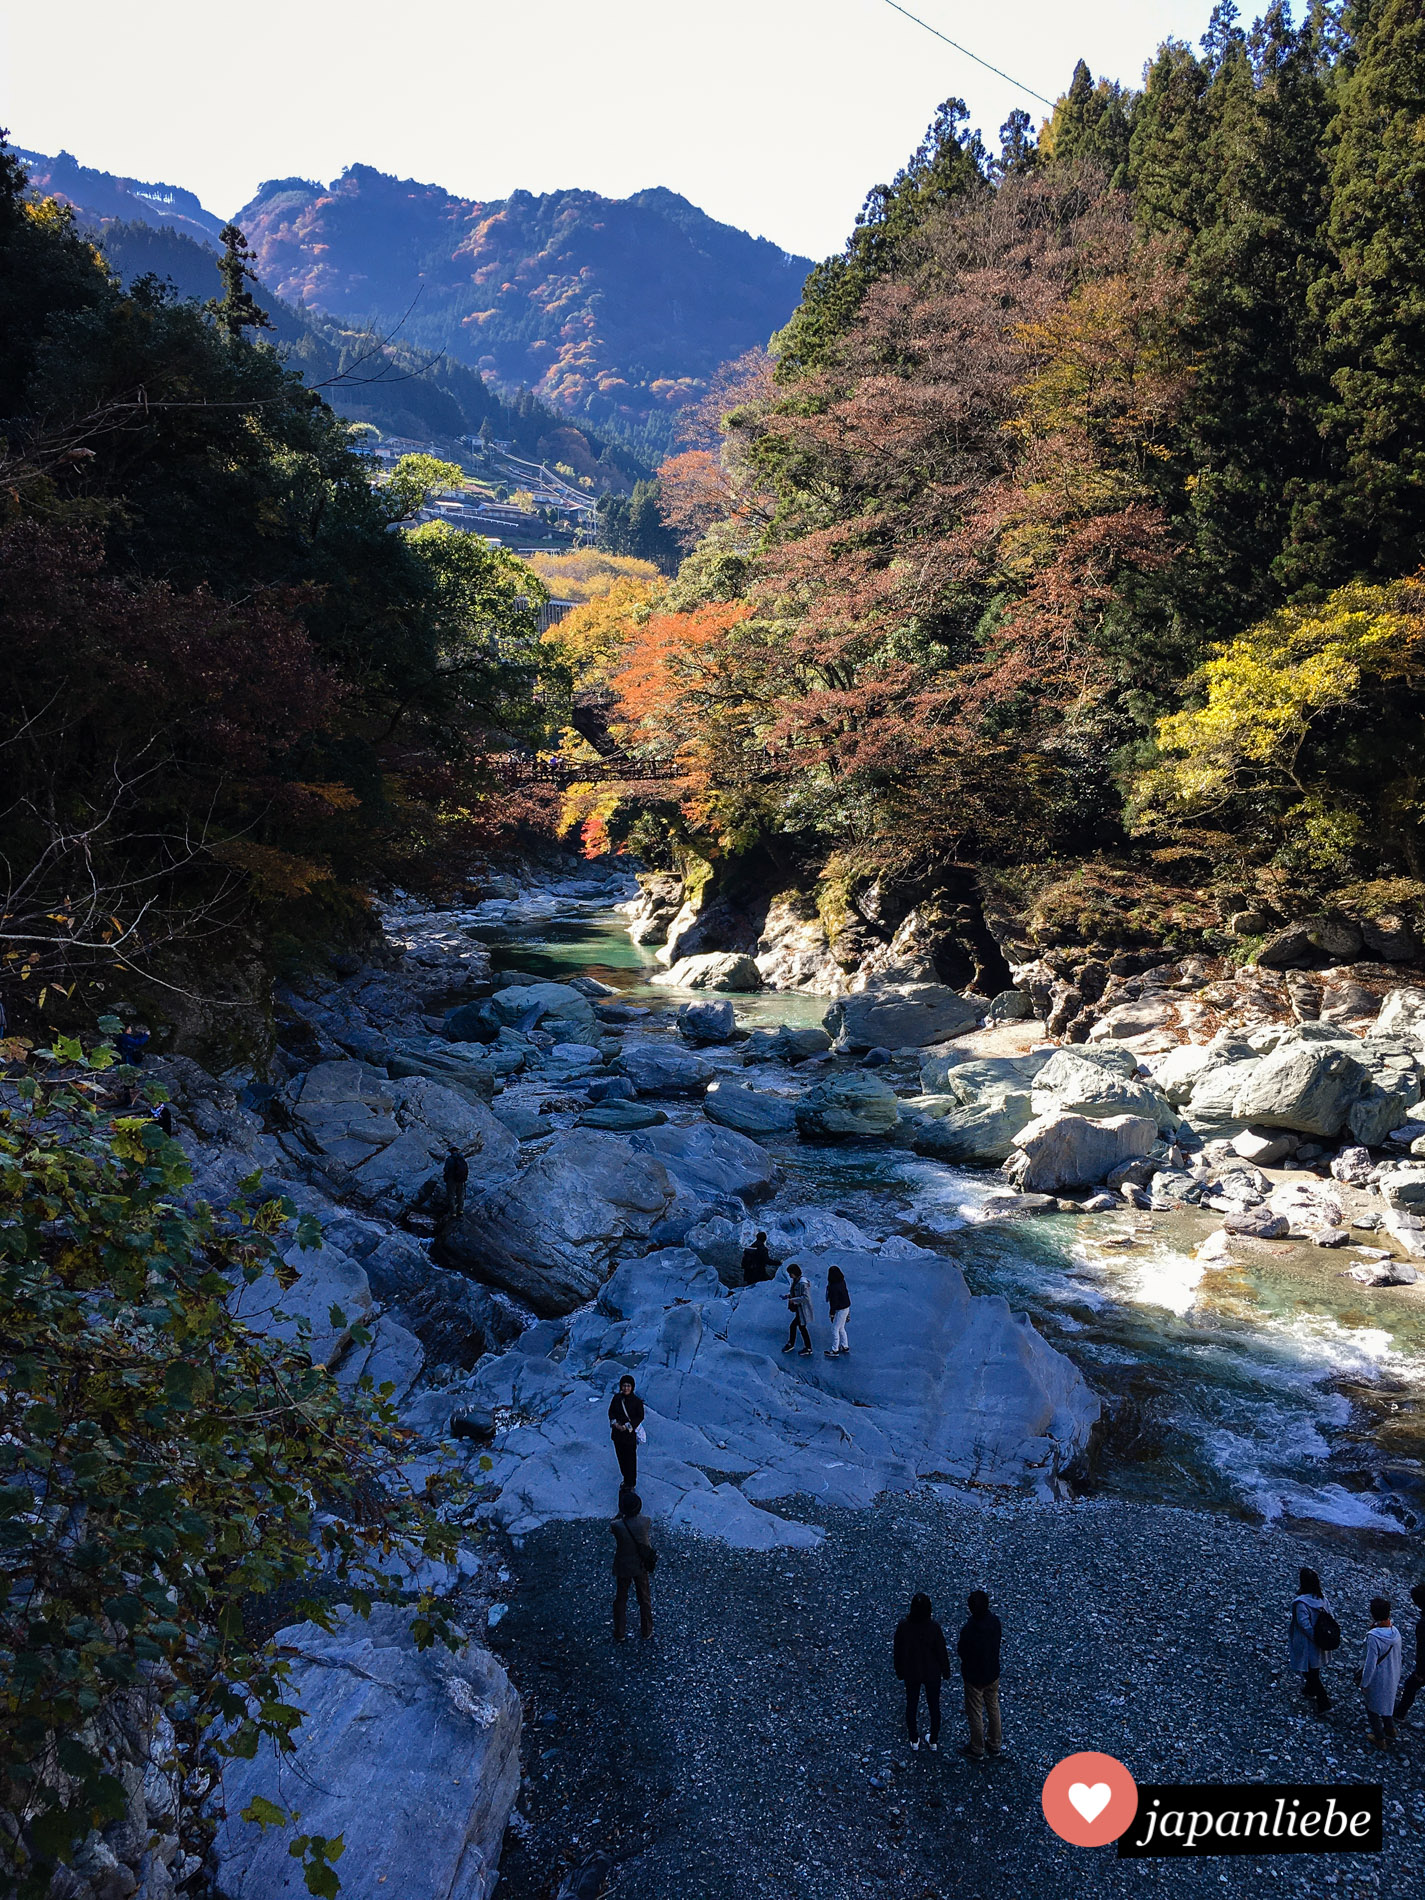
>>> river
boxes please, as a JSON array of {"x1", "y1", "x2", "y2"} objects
[{"x1": 483, "y1": 901, "x2": 1425, "y2": 1543}]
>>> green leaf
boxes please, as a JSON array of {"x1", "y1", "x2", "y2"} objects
[{"x1": 243, "y1": 1795, "x2": 290, "y2": 1830}]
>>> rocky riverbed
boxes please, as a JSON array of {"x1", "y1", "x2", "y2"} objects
[{"x1": 79, "y1": 859, "x2": 1425, "y2": 1900}]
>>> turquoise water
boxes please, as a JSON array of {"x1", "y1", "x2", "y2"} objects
[{"x1": 488, "y1": 908, "x2": 1425, "y2": 1539}]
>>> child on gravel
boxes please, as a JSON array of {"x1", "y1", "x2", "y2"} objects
[
  {"x1": 1359, "y1": 1597, "x2": 1402, "y2": 1748},
  {"x1": 894, "y1": 1594, "x2": 951, "y2": 1752}
]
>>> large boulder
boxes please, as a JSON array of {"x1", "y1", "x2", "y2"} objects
[
  {"x1": 437, "y1": 1132, "x2": 674, "y2": 1315},
  {"x1": 488, "y1": 982, "x2": 595, "y2": 1033},
  {"x1": 702, "y1": 1079, "x2": 798, "y2": 1136},
  {"x1": 745, "y1": 1024, "x2": 835, "y2": 1063},
  {"x1": 1230, "y1": 1038, "x2": 1370, "y2": 1137},
  {"x1": 676, "y1": 998, "x2": 737, "y2": 1044},
  {"x1": 794, "y1": 1072, "x2": 902, "y2": 1141},
  {"x1": 1179, "y1": 1058, "x2": 1264, "y2": 1134},
  {"x1": 911, "y1": 1096, "x2": 1033, "y2": 1165},
  {"x1": 633, "y1": 1120, "x2": 778, "y2": 1202},
  {"x1": 1004, "y1": 1111, "x2": 1157, "y2": 1193},
  {"x1": 234, "y1": 1239, "x2": 372, "y2": 1369},
  {"x1": 443, "y1": 1000, "x2": 501, "y2": 1044},
  {"x1": 213, "y1": 1607, "x2": 520, "y2": 1900},
  {"x1": 823, "y1": 983, "x2": 981, "y2": 1051},
  {"x1": 617, "y1": 1043, "x2": 714, "y2": 1097},
  {"x1": 1030, "y1": 1048, "x2": 1177, "y2": 1133},
  {"x1": 651, "y1": 952, "x2": 762, "y2": 992}
]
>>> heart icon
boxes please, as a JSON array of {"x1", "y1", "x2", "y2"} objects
[{"x1": 1068, "y1": 1782, "x2": 1112, "y2": 1824}]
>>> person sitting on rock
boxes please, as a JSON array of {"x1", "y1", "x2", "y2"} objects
[
  {"x1": 783, "y1": 1265, "x2": 814, "y2": 1356},
  {"x1": 608, "y1": 1374, "x2": 645, "y2": 1487},
  {"x1": 442, "y1": 1145, "x2": 470, "y2": 1220},
  {"x1": 740, "y1": 1231, "x2": 778, "y2": 1284},
  {"x1": 825, "y1": 1263, "x2": 851, "y2": 1357},
  {"x1": 609, "y1": 1488, "x2": 656, "y2": 1642}
]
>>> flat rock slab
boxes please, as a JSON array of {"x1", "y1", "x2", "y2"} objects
[
  {"x1": 213, "y1": 1606, "x2": 520, "y2": 1900},
  {"x1": 453, "y1": 1246, "x2": 1098, "y2": 1548},
  {"x1": 824, "y1": 984, "x2": 981, "y2": 1051}
]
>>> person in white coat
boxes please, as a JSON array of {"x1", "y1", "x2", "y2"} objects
[
  {"x1": 1359, "y1": 1596, "x2": 1403, "y2": 1749},
  {"x1": 1287, "y1": 1566, "x2": 1333, "y2": 1712}
]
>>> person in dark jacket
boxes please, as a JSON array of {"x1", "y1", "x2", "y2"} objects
[
  {"x1": 149, "y1": 1101, "x2": 175, "y2": 1138},
  {"x1": 893, "y1": 1593, "x2": 951, "y2": 1752},
  {"x1": 610, "y1": 1489, "x2": 656, "y2": 1640},
  {"x1": 825, "y1": 1264, "x2": 851, "y2": 1357},
  {"x1": 608, "y1": 1375, "x2": 645, "y2": 1488},
  {"x1": 1394, "y1": 1581, "x2": 1425, "y2": 1724},
  {"x1": 114, "y1": 1025, "x2": 150, "y2": 1066},
  {"x1": 782, "y1": 1266, "x2": 814, "y2": 1355},
  {"x1": 741, "y1": 1232, "x2": 778, "y2": 1284},
  {"x1": 957, "y1": 1589, "x2": 1004, "y2": 1760},
  {"x1": 442, "y1": 1146, "x2": 470, "y2": 1220}
]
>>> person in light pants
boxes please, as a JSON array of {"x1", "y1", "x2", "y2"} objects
[{"x1": 825, "y1": 1263, "x2": 851, "y2": 1357}]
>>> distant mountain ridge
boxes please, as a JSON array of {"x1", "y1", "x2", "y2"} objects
[
  {"x1": 234, "y1": 167, "x2": 813, "y2": 459},
  {"x1": 17, "y1": 146, "x2": 814, "y2": 460}
]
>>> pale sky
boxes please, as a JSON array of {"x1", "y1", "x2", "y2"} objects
[{"x1": 5, "y1": 0, "x2": 1225, "y2": 260}]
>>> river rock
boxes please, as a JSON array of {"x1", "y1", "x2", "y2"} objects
[
  {"x1": 923, "y1": 1052, "x2": 1049, "y2": 1102},
  {"x1": 910, "y1": 1097, "x2": 1033, "y2": 1165},
  {"x1": 652, "y1": 952, "x2": 762, "y2": 992},
  {"x1": 986, "y1": 988, "x2": 1033, "y2": 1022},
  {"x1": 489, "y1": 982, "x2": 596, "y2": 1033},
  {"x1": 1004, "y1": 1111, "x2": 1157, "y2": 1193},
  {"x1": 588, "y1": 1074, "x2": 637, "y2": 1102},
  {"x1": 234, "y1": 1239, "x2": 373, "y2": 1369},
  {"x1": 616, "y1": 1044, "x2": 714, "y2": 1097},
  {"x1": 579, "y1": 1101, "x2": 667, "y2": 1130},
  {"x1": 823, "y1": 984, "x2": 981, "y2": 1052},
  {"x1": 677, "y1": 998, "x2": 737, "y2": 1044},
  {"x1": 633, "y1": 1120, "x2": 778, "y2": 1202},
  {"x1": 443, "y1": 1000, "x2": 501, "y2": 1043},
  {"x1": 463, "y1": 1246, "x2": 1099, "y2": 1544},
  {"x1": 1221, "y1": 1209, "x2": 1290, "y2": 1238},
  {"x1": 213, "y1": 1606, "x2": 520, "y2": 1900},
  {"x1": 1230, "y1": 1038, "x2": 1369, "y2": 1136},
  {"x1": 686, "y1": 1215, "x2": 745, "y2": 1282},
  {"x1": 746, "y1": 1024, "x2": 835, "y2": 1063},
  {"x1": 437, "y1": 1132, "x2": 674, "y2": 1315},
  {"x1": 1332, "y1": 1145, "x2": 1376, "y2": 1186},
  {"x1": 1030, "y1": 1048, "x2": 1176, "y2": 1133},
  {"x1": 702, "y1": 1079, "x2": 798, "y2": 1136},
  {"x1": 794, "y1": 1072, "x2": 902, "y2": 1140}
]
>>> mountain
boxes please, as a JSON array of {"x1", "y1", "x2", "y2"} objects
[
  {"x1": 15, "y1": 146, "x2": 224, "y2": 244},
  {"x1": 233, "y1": 167, "x2": 814, "y2": 458}
]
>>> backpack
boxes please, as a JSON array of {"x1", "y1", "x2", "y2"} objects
[{"x1": 1312, "y1": 1607, "x2": 1341, "y2": 1652}]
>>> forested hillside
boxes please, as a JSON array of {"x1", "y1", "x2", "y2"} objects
[
  {"x1": 232, "y1": 168, "x2": 813, "y2": 460},
  {"x1": 560, "y1": 0, "x2": 1425, "y2": 966}
]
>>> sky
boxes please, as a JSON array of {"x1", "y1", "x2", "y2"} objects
[{"x1": 5, "y1": 0, "x2": 1226, "y2": 261}]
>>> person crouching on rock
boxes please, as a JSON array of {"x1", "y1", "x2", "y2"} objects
[
  {"x1": 783, "y1": 1265, "x2": 814, "y2": 1356},
  {"x1": 825, "y1": 1264, "x2": 851, "y2": 1358},
  {"x1": 1288, "y1": 1566, "x2": 1335, "y2": 1713},
  {"x1": 609, "y1": 1374, "x2": 645, "y2": 1487},
  {"x1": 741, "y1": 1230, "x2": 778, "y2": 1284},
  {"x1": 610, "y1": 1488, "x2": 656, "y2": 1641},
  {"x1": 894, "y1": 1593, "x2": 951, "y2": 1753},
  {"x1": 442, "y1": 1145, "x2": 469, "y2": 1220}
]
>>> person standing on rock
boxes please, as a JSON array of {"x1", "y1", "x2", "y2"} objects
[
  {"x1": 610, "y1": 1488, "x2": 656, "y2": 1641},
  {"x1": 782, "y1": 1265, "x2": 814, "y2": 1356},
  {"x1": 1288, "y1": 1566, "x2": 1335, "y2": 1713},
  {"x1": 957, "y1": 1589, "x2": 1004, "y2": 1760},
  {"x1": 1393, "y1": 1582, "x2": 1425, "y2": 1726},
  {"x1": 894, "y1": 1593, "x2": 951, "y2": 1752},
  {"x1": 1359, "y1": 1597, "x2": 1402, "y2": 1749},
  {"x1": 608, "y1": 1374, "x2": 645, "y2": 1488},
  {"x1": 825, "y1": 1264, "x2": 851, "y2": 1358},
  {"x1": 443, "y1": 1145, "x2": 470, "y2": 1221}
]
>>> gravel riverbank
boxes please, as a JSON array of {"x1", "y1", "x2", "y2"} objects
[{"x1": 491, "y1": 1487, "x2": 1424, "y2": 1900}]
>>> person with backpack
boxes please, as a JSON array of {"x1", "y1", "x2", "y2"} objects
[
  {"x1": 442, "y1": 1146, "x2": 470, "y2": 1220},
  {"x1": 782, "y1": 1265, "x2": 814, "y2": 1356},
  {"x1": 608, "y1": 1374, "x2": 645, "y2": 1488},
  {"x1": 1359, "y1": 1597, "x2": 1403, "y2": 1749},
  {"x1": 610, "y1": 1488, "x2": 656, "y2": 1641},
  {"x1": 1288, "y1": 1566, "x2": 1337, "y2": 1713},
  {"x1": 824, "y1": 1263, "x2": 851, "y2": 1357},
  {"x1": 1393, "y1": 1582, "x2": 1425, "y2": 1726},
  {"x1": 957, "y1": 1589, "x2": 1004, "y2": 1760},
  {"x1": 893, "y1": 1593, "x2": 951, "y2": 1752}
]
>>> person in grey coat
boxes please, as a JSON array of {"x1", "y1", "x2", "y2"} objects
[
  {"x1": 610, "y1": 1488, "x2": 656, "y2": 1642},
  {"x1": 1287, "y1": 1566, "x2": 1333, "y2": 1713},
  {"x1": 782, "y1": 1265, "x2": 814, "y2": 1356},
  {"x1": 1359, "y1": 1597, "x2": 1403, "y2": 1748}
]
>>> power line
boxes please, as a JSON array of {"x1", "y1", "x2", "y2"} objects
[{"x1": 878, "y1": 0, "x2": 1058, "y2": 110}]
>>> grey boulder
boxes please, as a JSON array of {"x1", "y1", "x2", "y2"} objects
[
  {"x1": 617, "y1": 1044, "x2": 714, "y2": 1097},
  {"x1": 824, "y1": 983, "x2": 981, "y2": 1052},
  {"x1": 1004, "y1": 1111, "x2": 1157, "y2": 1193},
  {"x1": 1376, "y1": 988, "x2": 1425, "y2": 1041},
  {"x1": 437, "y1": 1132, "x2": 674, "y2": 1315},
  {"x1": 652, "y1": 952, "x2": 762, "y2": 992},
  {"x1": 677, "y1": 998, "x2": 737, "y2": 1044},
  {"x1": 1030, "y1": 1048, "x2": 1176, "y2": 1134},
  {"x1": 911, "y1": 1097, "x2": 1033, "y2": 1165},
  {"x1": 794, "y1": 1072, "x2": 902, "y2": 1141},
  {"x1": 213, "y1": 1606, "x2": 520, "y2": 1900},
  {"x1": 579, "y1": 1100, "x2": 667, "y2": 1130},
  {"x1": 489, "y1": 982, "x2": 595, "y2": 1033},
  {"x1": 1230, "y1": 1039, "x2": 1370, "y2": 1137},
  {"x1": 702, "y1": 1079, "x2": 798, "y2": 1136},
  {"x1": 633, "y1": 1120, "x2": 778, "y2": 1202}
]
